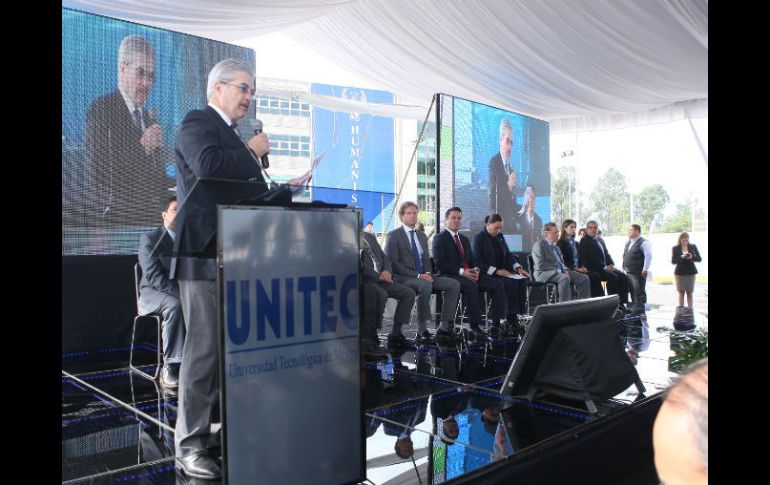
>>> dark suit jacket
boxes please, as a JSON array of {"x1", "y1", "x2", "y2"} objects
[
  {"x1": 384, "y1": 226, "x2": 431, "y2": 277},
  {"x1": 518, "y1": 212, "x2": 543, "y2": 251},
  {"x1": 557, "y1": 237, "x2": 580, "y2": 269},
  {"x1": 488, "y1": 153, "x2": 521, "y2": 230},
  {"x1": 578, "y1": 235, "x2": 615, "y2": 272},
  {"x1": 432, "y1": 230, "x2": 476, "y2": 276},
  {"x1": 362, "y1": 232, "x2": 392, "y2": 281},
  {"x1": 672, "y1": 244, "x2": 701, "y2": 275},
  {"x1": 173, "y1": 106, "x2": 266, "y2": 279},
  {"x1": 85, "y1": 90, "x2": 170, "y2": 226},
  {"x1": 138, "y1": 226, "x2": 179, "y2": 298},
  {"x1": 471, "y1": 229, "x2": 522, "y2": 275}
]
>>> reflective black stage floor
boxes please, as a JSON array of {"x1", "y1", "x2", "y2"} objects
[{"x1": 63, "y1": 288, "x2": 706, "y2": 484}]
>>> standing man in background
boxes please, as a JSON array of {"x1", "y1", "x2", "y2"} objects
[
  {"x1": 623, "y1": 224, "x2": 652, "y2": 310},
  {"x1": 86, "y1": 35, "x2": 168, "y2": 226}
]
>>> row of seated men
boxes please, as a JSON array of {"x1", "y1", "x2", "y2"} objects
[
  {"x1": 360, "y1": 204, "x2": 521, "y2": 359},
  {"x1": 138, "y1": 197, "x2": 636, "y2": 380},
  {"x1": 360, "y1": 204, "x2": 637, "y2": 360}
]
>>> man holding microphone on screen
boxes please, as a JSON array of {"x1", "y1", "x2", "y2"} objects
[{"x1": 488, "y1": 118, "x2": 521, "y2": 232}]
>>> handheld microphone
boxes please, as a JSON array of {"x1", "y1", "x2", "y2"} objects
[
  {"x1": 253, "y1": 119, "x2": 269, "y2": 169},
  {"x1": 239, "y1": 124, "x2": 277, "y2": 189},
  {"x1": 146, "y1": 108, "x2": 158, "y2": 127}
]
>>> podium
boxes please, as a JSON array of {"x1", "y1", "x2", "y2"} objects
[{"x1": 214, "y1": 192, "x2": 364, "y2": 484}]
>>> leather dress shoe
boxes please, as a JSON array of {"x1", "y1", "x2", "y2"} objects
[
  {"x1": 435, "y1": 328, "x2": 459, "y2": 343},
  {"x1": 159, "y1": 364, "x2": 179, "y2": 389},
  {"x1": 415, "y1": 330, "x2": 434, "y2": 344},
  {"x1": 469, "y1": 325, "x2": 489, "y2": 339},
  {"x1": 176, "y1": 452, "x2": 221, "y2": 480},
  {"x1": 387, "y1": 332, "x2": 409, "y2": 348},
  {"x1": 362, "y1": 341, "x2": 389, "y2": 361}
]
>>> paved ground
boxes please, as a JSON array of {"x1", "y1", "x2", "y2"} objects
[{"x1": 645, "y1": 281, "x2": 708, "y2": 326}]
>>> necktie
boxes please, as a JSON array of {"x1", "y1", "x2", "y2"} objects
[
  {"x1": 133, "y1": 108, "x2": 143, "y2": 130},
  {"x1": 550, "y1": 243, "x2": 565, "y2": 272},
  {"x1": 594, "y1": 237, "x2": 607, "y2": 266},
  {"x1": 453, "y1": 233, "x2": 469, "y2": 269},
  {"x1": 231, "y1": 123, "x2": 240, "y2": 137},
  {"x1": 410, "y1": 230, "x2": 424, "y2": 274}
]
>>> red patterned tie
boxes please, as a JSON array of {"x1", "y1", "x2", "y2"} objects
[{"x1": 454, "y1": 233, "x2": 469, "y2": 269}]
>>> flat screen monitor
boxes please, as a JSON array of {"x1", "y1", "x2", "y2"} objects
[{"x1": 500, "y1": 295, "x2": 619, "y2": 397}]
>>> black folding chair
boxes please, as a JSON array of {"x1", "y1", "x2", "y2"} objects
[
  {"x1": 519, "y1": 252, "x2": 559, "y2": 314},
  {"x1": 129, "y1": 263, "x2": 163, "y2": 381}
]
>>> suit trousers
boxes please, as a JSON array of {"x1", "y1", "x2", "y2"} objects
[
  {"x1": 362, "y1": 280, "x2": 387, "y2": 338},
  {"x1": 584, "y1": 270, "x2": 605, "y2": 297},
  {"x1": 377, "y1": 281, "x2": 416, "y2": 327},
  {"x1": 538, "y1": 271, "x2": 572, "y2": 302},
  {"x1": 626, "y1": 272, "x2": 647, "y2": 304},
  {"x1": 446, "y1": 274, "x2": 507, "y2": 326},
  {"x1": 175, "y1": 279, "x2": 219, "y2": 457},
  {"x1": 394, "y1": 275, "x2": 460, "y2": 323},
  {"x1": 494, "y1": 275, "x2": 527, "y2": 316},
  {"x1": 138, "y1": 288, "x2": 185, "y2": 364},
  {"x1": 567, "y1": 271, "x2": 592, "y2": 300},
  {"x1": 595, "y1": 268, "x2": 630, "y2": 303}
]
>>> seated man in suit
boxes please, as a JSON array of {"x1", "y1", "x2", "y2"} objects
[
  {"x1": 137, "y1": 195, "x2": 185, "y2": 389},
  {"x1": 471, "y1": 213, "x2": 529, "y2": 336},
  {"x1": 362, "y1": 231, "x2": 417, "y2": 348},
  {"x1": 531, "y1": 222, "x2": 591, "y2": 302},
  {"x1": 432, "y1": 207, "x2": 507, "y2": 340},
  {"x1": 578, "y1": 220, "x2": 630, "y2": 307},
  {"x1": 359, "y1": 256, "x2": 390, "y2": 361},
  {"x1": 384, "y1": 201, "x2": 460, "y2": 345}
]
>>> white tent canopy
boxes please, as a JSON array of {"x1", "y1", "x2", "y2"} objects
[{"x1": 62, "y1": 0, "x2": 707, "y2": 132}]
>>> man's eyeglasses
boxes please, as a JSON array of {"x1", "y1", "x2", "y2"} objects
[
  {"x1": 222, "y1": 82, "x2": 256, "y2": 96},
  {"x1": 123, "y1": 62, "x2": 155, "y2": 81}
]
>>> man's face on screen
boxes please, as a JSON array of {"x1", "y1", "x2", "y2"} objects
[
  {"x1": 500, "y1": 129, "x2": 513, "y2": 162},
  {"x1": 119, "y1": 54, "x2": 155, "y2": 105},
  {"x1": 214, "y1": 71, "x2": 254, "y2": 122}
]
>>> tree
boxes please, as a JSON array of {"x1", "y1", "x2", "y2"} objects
[
  {"x1": 660, "y1": 197, "x2": 707, "y2": 233},
  {"x1": 589, "y1": 168, "x2": 630, "y2": 234},
  {"x1": 634, "y1": 184, "x2": 670, "y2": 233},
  {"x1": 551, "y1": 166, "x2": 575, "y2": 224}
]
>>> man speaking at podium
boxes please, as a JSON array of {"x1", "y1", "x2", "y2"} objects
[{"x1": 172, "y1": 58, "x2": 270, "y2": 480}]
